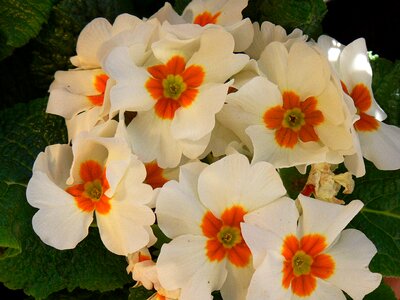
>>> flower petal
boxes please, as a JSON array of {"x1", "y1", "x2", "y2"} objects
[
  {"x1": 47, "y1": 89, "x2": 92, "y2": 119},
  {"x1": 258, "y1": 41, "x2": 288, "y2": 90},
  {"x1": 358, "y1": 122, "x2": 400, "y2": 170},
  {"x1": 198, "y1": 153, "x2": 287, "y2": 216},
  {"x1": 156, "y1": 162, "x2": 208, "y2": 238},
  {"x1": 326, "y1": 229, "x2": 382, "y2": 300},
  {"x1": 220, "y1": 261, "x2": 253, "y2": 300},
  {"x1": 298, "y1": 195, "x2": 363, "y2": 246},
  {"x1": 157, "y1": 235, "x2": 227, "y2": 295},
  {"x1": 27, "y1": 172, "x2": 92, "y2": 250},
  {"x1": 127, "y1": 111, "x2": 183, "y2": 168}
]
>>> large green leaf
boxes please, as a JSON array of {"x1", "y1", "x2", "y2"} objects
[
  {"x1": 370, "y1": 57, "x2": 400, "y2": 126},
  {"x1": 0, "y1": 99, "x2": 132, "y2": 299},
  {"x1": 244, "y1": 0, "x2": 327, "y2": 39},
  {"x1": 0, "y1": 0, "x2": 53, "y2": 60},
  {"x1": 344, "y1": 161, "x2": 400, "y2": 277}
]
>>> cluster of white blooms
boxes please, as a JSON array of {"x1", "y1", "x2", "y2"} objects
[{"x1": 26, "y1": 0, "x2": 400, "y2": 299}]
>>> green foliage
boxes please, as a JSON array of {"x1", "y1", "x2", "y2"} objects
[
  {"x1": 174, "y1": 0, "x2": 190, "y2": 14},
  {"x1": 0, "y1": 99, "x2": 131, "y2": 299},
  {"x1": 0, "y1": 0, "x2": 53, "y2": 60},
  {"x1": 279, "y1": 167, "x2": 308, "y2": 199},
  {"x1": 364, "y1": 282, "x2": 397, "y2": 300},
  {"x1": 345, "y1": 161, "x2": 400, "y2": 277},
  {"x1": 128, "y1": 286, "x2": 155, "y2": 300},
  {"x1": 370, "y1": 57, "x2": 400, "y2": 126},
  {"x1": 244, "y1": 0, "x2": 327, "y2": 39}
]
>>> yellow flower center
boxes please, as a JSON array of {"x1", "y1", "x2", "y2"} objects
[
  {"x1": 84, "y1": 179, "x2": 103, "y2": 201},
  {"x1": 292, "y1": 250, "x2": 313, "y2": 276},
  {"x1": 217, "y1": 226, "x2": 242, "y2": 249},
  {"x1": 162, "y1": 74, "x2": 186, "y2": 100},
  {"x1": 283, "y1": 108, "x2": 305, "y2": 131}
]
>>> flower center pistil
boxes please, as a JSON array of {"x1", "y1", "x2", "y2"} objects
[
  {"x1": 217, "y1": 226, "x2": 242, "y2": 248},
  {"x1": 283, "y1": 108, "x2": 305, "y2": 131},
  {"x1": 162, "y1": 75, "x2": 186, "y2": 100},
  {"x1": 84, "y1": 179, "x2": 103, "y2": 200},
  {"x1": 292, "y1": 251, "x2": 313, "y2": 276}
]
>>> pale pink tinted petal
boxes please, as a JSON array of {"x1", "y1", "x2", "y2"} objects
[
  {"x1": 157, "y1": 235, "x2": 227, "y2": 294},
  {"x1": 326, "y1": 229, "x2": 381, "y2": 300},
  {"x1": 298, "y1": 195, "x2": 363, "y2": 246},
  {"x1": 27, "y1": 172, "x2": 92, "y2": 250},
  {"x1": 358, "y1": 122, "x2": 400, "y2": 170}
]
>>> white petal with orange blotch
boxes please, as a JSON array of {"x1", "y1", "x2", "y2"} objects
[
  {"x1": 197, "y1": 154, "x2": 287, "y2": 216},
  {"x1": 127, "y1": 111, "x2": 183, "y2": 168},
  {"x1": 71, "y1": 18, "x2": 112, "y2": 68},
  {"x1": 298, "y1": 195, "x2": 363, "y2": 246},
  {"x1": 27, "y1": 145, "x2": 93, "y2": 250},
  {"x1": 187, "y1": 28, "x2": 249, "y2": 84},
  {"x1": 171, "y1": 82, "x2": 229, "y2": 141},
  {"x1": 156, "y1": 162, "x2": 208, "y2": 238},
  {"x1": 326, "y1": 229, "x2": 382, "y2": 300},
  {"x1": 96, "y1": 173, "x2": 155, "y2": 255},
  {"x1": 246, "y1": 125, "x2": 330, "y2": 168},
  {"x1": 104, "y1": 47, "x2": 155, "y2": 114},
  {"x1": 47, "y1": 89, "x2": 92, "y2": 119},
  {"x1": 245, "y1": 252, "x2": 292, "y2": 299},
  {"x1": 286, "y1": 42, "x2": 330, "y2": 99},
  {"x1": 51, "y1": 69, "x2": 106, "y2": 95},
  {"x1": 243, "y1": 197, "x2": 298, "y2": 265},
  {"x1": 157, "y1": 234, "x2": 227, "y2": 299},
  {"x1": 358, "y1": 122, "x2": 400, "y2": 170}
]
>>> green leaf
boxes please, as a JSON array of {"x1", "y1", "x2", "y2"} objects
[
  {"x1": 370, "y1": 57, "x2": 400, "y2": 126},
  {"x1": 278, "y1": 167, "x2": 309, "y2": 199},
  {"x1": 244, "y1": 0, "x2": 327, "y2": 39},
  {"x1": 0, "y1": 0, "x2": 53, "y2": 60},
  {"x1": 173, "y1": 0, "x2": 190, "y2": 15},
  {"x1": 344, "y1": 161, "x2": 400, "y2": 277},
  {"x1": 128, "y1": 286, "x2": 154, "y2": 300},
  {"x1": 0, "y1": 99, "x2": 132, "y2": 298},
  {"x1": 364, "y1": 281, "x2": 397, "y2": 300}
]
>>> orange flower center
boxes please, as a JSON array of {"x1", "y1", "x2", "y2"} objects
[
  {"x1": 87, "y1": 73, "x2": 109, "y2": 106},
  {"x1": 263, "y1": 91, "x2": 324, "y2": 148},
  {"x1": 144, "y1": 161, "x2": 169, "y2": 189},
  {"x1": 146, "y1": 56, "x2": 205, "y2": 120},
  {"x1": 341, "y1": 81, "x2": 379, "y2": 132},
  {"x1": 193, "y1": 11, "x2": 221, "y2": 26},
  {"x1": 201, "y1": 205, "x2": 251, "y2": 267},
  {"x1": 66, "y1": 160, "x2": 111, "y2": 214},
  {"x1": 281, "y1": 234, "x2": 335, "y2": 297}
]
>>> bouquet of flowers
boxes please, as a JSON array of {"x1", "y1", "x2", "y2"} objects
[{"x1": 0, "y1": 0, "x2": 399, "y2": 299}]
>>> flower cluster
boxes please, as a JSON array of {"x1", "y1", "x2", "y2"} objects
[{"x1": 26, "y1": 0, "x2": 400, "y2": 299}]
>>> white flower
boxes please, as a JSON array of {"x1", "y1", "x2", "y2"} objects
[
  {"x1": 318, "y1": 35, "x2": 400, "y2": 170},
  {"x1": 47, "y1": 15, "x2": 159, "y2": 140},
  {"x1": 26, "y1": 121, "x2": 156, "y2": 255},
  {"x1": 104, "y1": 27, "x2": 249, "y2": 168},
  {"x1": 245, "y1": 21, "x2": 307, "y2": 60},
  {"x1": 151, "y1": 0, "x2": 254, "y2": 52},
  {"x1": 218, "y1": 41, "x2": 356, "y2": 170},
  {"x1": 241, "y1": 195, "x2": 382, "y2": 299},
  {"x1": 155, "y1": 154, "x2": 288, "y2": 299}
]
